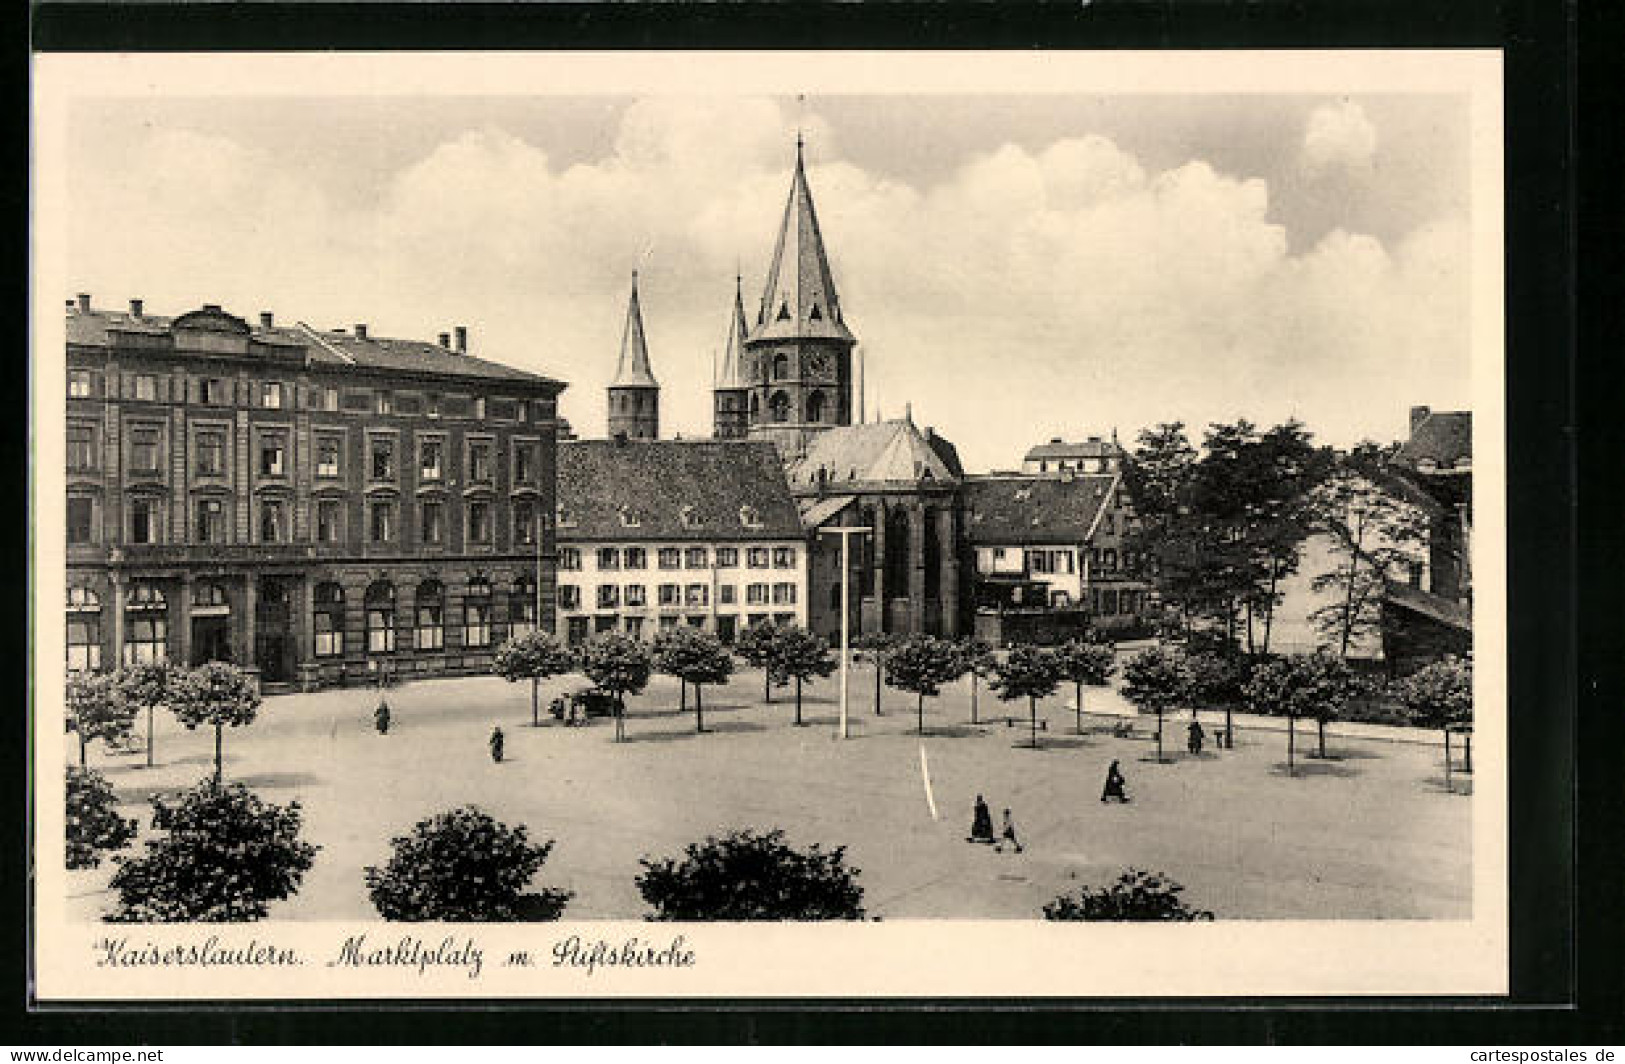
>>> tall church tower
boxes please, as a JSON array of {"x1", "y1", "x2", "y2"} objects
[
  {"x1": 712, "y1": 275, "x2": 751, "y2": 439},
  {"x1": 743, "y1": 137, "x2": 857, "y2": 455},
  {"x1": 607, "y1": 271, "x2": 660, "y2": 440}
]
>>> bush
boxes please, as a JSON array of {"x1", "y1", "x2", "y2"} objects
[
  {"x1": 66, "y1": 766, "x2": 136, "y2": 870},
  {"x1": 107, "y1": 780, "x2": 317, "y2": 922},
  {"x1": 365, "y1": 806, "x2": 570, "y2": 922},
  {"x1": 1183, "y1": 650, "x2": 1251, "y2": 709},
  {"x1": 1043, "y1": 868, "x2": 1213, "y2": 921},
  {"x1": 636, "y1": 828, "x2": 865, "y2": 921}
]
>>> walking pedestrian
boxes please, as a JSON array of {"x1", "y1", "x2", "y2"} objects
[
  {"x1": 967, "y1": 794, "x2": 995, "y2": 844},
  {"x1": 1187, "y1": 719, "x2": 1205, "y2": 756},
  {"x1": 1101, "y1": 759, "x2": 1130, "y2": 803},
  {"x1": 489, "y1": 725, "x2": 505, "y2": 764},
  {"x1": 374, "y1": 698, "x2": 391, "y2": 735},
  {"x1": 994, "y1": 808, "x2": 1024, "y2": 854}
]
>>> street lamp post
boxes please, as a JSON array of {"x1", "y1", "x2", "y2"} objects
[{"x1": 819, "y1": 525, "x2": 871, "y2": 740}]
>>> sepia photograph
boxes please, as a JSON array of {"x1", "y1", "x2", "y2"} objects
[{"x1": 30, "y1": 49, "x2": 1506, "y2": 1000}]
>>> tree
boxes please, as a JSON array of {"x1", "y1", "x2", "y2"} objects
[
  {"x1": 1042, "y1": 868, "x2": 1213, "y2": 921},
  {"x1": 106, "y1": 780, "x2": 316, "y2": 922},
  {"x1": 854, "y1": 632, "x2": 900, "y2": 716},
  {"x1": 1394, "y1": 656, "x2": 1473, "y2": 792},
  {"x1": 167, "y1": 662, "x2": 260, "y2": 785},
  {"x1": 492, "y1": 632, "x2": 576, "y2": 727},
  {"x1": 773, "y1": 625, "x2": 836, "y2": 726},
  {"x1": 579, "y1": 633, "x2": 654, "y2": 742},
  {"x1": 735, "y1": 620, "x2": 785, "y2": 704},
  {"x1": 1053, "y1": 639, "x2": 1117, "y2": 735},
  {"x1": 991, "y1": 643, "x2": 1062, "y2": 749},
  {"x1": 635, "y1": 829, "x2": 865, "y2": 920},
  {"x1": 116, "y1": 661, "x2": 174, "y2": 769},
  {"x1": 1184, "y1": 648, "x2": 1251, "y2": 746},
  {"x1": 66, "y1": 765, "x2": 136, "y2": 870},
  {"x1": 954, "y1": 638, "x2": 997, "y2": 725},
  {"x1": 1121, "y1": 645, "x2": 1192, "y2": 763},
  {"x1": 65, "y1": 669, "x2": 135, "y2": 768},
  {"x1": 364, "y1": 806, "x2": 570, "y2": 921},
  {"x1": 884, "y1": 635, "x2": 963, "y2": 736},
  {"x1": 1242, "y1": 652, "x2": 1355, "y2": 774},
  {"x1": 656, "y1": 628, "x2": 734, "y2": 733}
]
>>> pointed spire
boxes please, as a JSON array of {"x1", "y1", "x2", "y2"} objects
[
  {"x1": 612, "y1": 270, "x2": 658, "y2": 388},
  {"x1": 751, "y1": 138, "x2": 855, "y2": 344},
  {"x1": 716, "y1": 273, "x2": 749, "y2": 390}
]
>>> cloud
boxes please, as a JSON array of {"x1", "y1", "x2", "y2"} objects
[
  {"x1": 61, "y1": 96, "x2": 1468, "y2": 471},
  {"x1": 1301, "y1": 99, "x2": 1378, "y2": 175}
]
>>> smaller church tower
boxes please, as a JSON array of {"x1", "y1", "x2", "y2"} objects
[
  {"x1": 607, "y1": 271, "x2": 660, "y2": 440},
  {"x1": 712, "y1": 275, "x2": 751, "y2": 440}
]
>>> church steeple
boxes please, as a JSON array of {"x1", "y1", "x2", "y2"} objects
[
  {"x1": 607, "y1": 270, "x2": 660, "y2": 440},
  {"x1": 712, "y1": 274, "x2": 751, "y2": 439},
  {"x1": 751, "y1": 139, "x2": 855, "y2": 344}
]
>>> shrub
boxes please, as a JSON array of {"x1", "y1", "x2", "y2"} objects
[
  {"x1": 107, "y1": 780, "x2": 316, "y2": 922},
  {"x1": 636, "y1": 828, "x2": 865, "y2": 921},
  {"x1": 365, "y1": 806, "x2": 570, "y2": 922},
  {"x1": 1043, "y1": 868, "x2": 1213, "y2": 921},
  {"x1": 66, "y1": 765, "x2": 136, "y2": 870}
]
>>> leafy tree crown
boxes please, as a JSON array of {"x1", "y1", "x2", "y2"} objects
[
  {"x1": 168, "y1": 661, "x2": 261, "y2": 731},
  {"x1": 578, "y1": 633, "x2": 655, "y2": 698},
  {"x1": 1120, "y1": 645, "x2": 1193, "y2": 713},
  {"x1": 1392, "y1": 656, "x2": 1472, "y2": 730},
  {"x1": 734, "y1": 620, "x2": 784, "y2": 670},
  {"x1": 635, "y1": 829, "x2": 865, "y2": 921},
  {"x1": 991, "y1": 644, "x2": 1062, "y2": 702},
  {"x1": 1043, "y1": 868, "x2": 1213, "y2": 921},
  {"x1": 884, "y1": 635, "x2": 962, "y2": 698},
  {"x1": 1240, "y1": 652, "x2": 1355, "y2": 721},
  {"x1": 654, "y1": 628, "x2": 735, "y2": 686},
  {"x1": 66, "y1": 765, "x2": 136, "y2": 870},
  {"x1": 491, "y1": 632, "x2": 576, "y2": 684},
  {"x1": 774, "y1": 626, "x2": 837, "y2": 682},
  {"x1": 66, "y1": 670, "x2": 135, "y2": 745},
  {"x1": 364, "y1": 806, "x2": 569, "y2": 922},
  {"x1": 116, "y1": 661, "x2": 175, "y2": 711},
  {"x1": 1053, "y1": 640, "x2": 1117, "y2": 686}
]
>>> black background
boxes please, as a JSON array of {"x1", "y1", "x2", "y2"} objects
[{"x1": 12, "y1": 0, "x2": 1612, "y2": 1045}]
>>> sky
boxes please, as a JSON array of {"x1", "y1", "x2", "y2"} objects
[{"x1": 57, "y1": 91, "x2": 1473, "y2": 473}]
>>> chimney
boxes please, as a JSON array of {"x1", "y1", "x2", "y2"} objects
[
  {"x1": 1087, "y1": 435, "x2": 1101, "y2": 443},
  {"x1": 454, "y1": 326, "x2": 468, "y2": 354},
  {"x1": 1050, "y1": 436, "x2": 1062, "y2": 444},
  {"x1": 354, "y1": 323, "x2": 368, "y2": 340},
  {"x1": 260, "y1": 311, "x2": 274, "y2": 328},
  {"x1": 438, "y1": 332, "x2": 451, "y2": 349},
  {"x1": 129, "y1": 298, "x2": 143, "y2": 318},
  {"x1": 202, "y1": 303, "x2": 221, "y2": 312},
  {"x1": 64, "y1": 299, "x2": 74, "y2": 311},
  {"x1": 76, "y1": 293, "x2": 91, "y2": 312},
  {"x1": 1410, "y1": 405, "x2": 1431, "y2": 431}
]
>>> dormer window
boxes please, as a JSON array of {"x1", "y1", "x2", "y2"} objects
[
  {"x1": 555, "y1": 505, "x2": 576, "y2": 529},
  {"x1": 809, "y1": 303, "x2": 822, "y2": 321},
  {"x1": 1417, "y1": 458, "x2": 1439, "y2": 473},
  {"x1": 619, "y1": 506, "x2": 640, "y2": 529},
  {"x1": 776, "y1": 302, "x2": 791, "y2": 321},
  {"x1": 739, "y1": 505, "x2": 762, "y2": 529},
  {"x1": 680, "y1": 504, "x2": 702, "y2": 530}
]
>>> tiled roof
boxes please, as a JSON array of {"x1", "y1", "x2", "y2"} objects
[
  {"x1": 799, "y1": 493, "x2": 859, "y2": 530},
  {"x1": 715, "y1": 277, "x2": 749, "y2": 390},
  {"x1": 748, "y1": 143, "x2": 856, "y2": 344},
  {"x1": 1383, "y1": 581, "x2": 1472, "y2": 633},
  {"x1": 557, "y1": 439, "x2": 803, "y2": 541},
  {"x1": 1397, "y1": 409, "x2": 1472, "y2": 472},
  {"x1": 66, "y1": 305, "x2": 562, "y2": 388},
  {"x1": 611, "y1": 274, "x2": 659, "y2": 388},
  {"x1": 1024, "y1": 437, "x2": 1123, "y2": 462},
  {"x1": 961, "y1": 473, "x2": 1118, "y2": 545},
  {"x1": 786, "y1": 419, "x2": 960, "y2": 488}
]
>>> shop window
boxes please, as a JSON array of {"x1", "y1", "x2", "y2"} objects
[
  {"x1": 66, "y1": 587, "x2": 101, "y2": 671},
  {"x1": 123, "y1": 583, "x2": 167, "y2": 664},
  {"x1": 464, "y1": 578, "x2": 493, "y2": 648},
  {"x1": 415, "y1": 580, "x2": 445, "y2": 651},
  {"x1": 365, "y1": 582, "x2": 396, "y2": 653},
  {"x1": 314, "y1": 583, "x2": 344, "y2": 657}
]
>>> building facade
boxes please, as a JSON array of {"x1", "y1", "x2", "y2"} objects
[
  {"x1": 1020, "y1": 435, "x2": 1125, "y2": 475},
  {"x1": 555, "y1": 438, "x2": 807, "y2": 646},
  {"x1": 64, "y1": 296, "x2": 566, "y2": 689}
]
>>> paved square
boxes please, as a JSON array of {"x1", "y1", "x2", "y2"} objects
[{"x1": 66, "y1": 666, "x2": 1472, "y2": 921}]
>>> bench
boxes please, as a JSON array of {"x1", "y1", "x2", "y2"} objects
[{"x1": 999, "y1": 717, "x2": 1048, "y2": 731}]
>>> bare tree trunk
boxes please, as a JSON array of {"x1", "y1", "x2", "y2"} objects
[
  {"x1": 1075, "y1": 681, "x2": 1084, "y2": 735},
  {"x1": 615, "y1": 694, "x2": 626, "y2": 742},
  {"x1": 214, "y1": 722, "x2": 224, "y2": 784},
  {"x1": 970, "y1": 673, "x2": 979, "y2": 724},
  {"x1": 763, "y1": 669, "x2": 771, "y2": 704},
  {"x1": 917, "y1": 692, "x2": 925, "y2": 736},
  {"x1": 78, "y1": 732, "x2": 87, "y2": 768},
  {"x1": 1464, "y1": 732, "x2": 1473, "y2": 773},
  {"x1": 1287, "y1": 714, "x2": 1296, "y2": 776},
  {"x1": 794, "y1": 677, "x2": 804, "y2": 726},
  {"x1": 1443, "y1": 728, "x2": 1452, "y2": 793},
  {"x1": 1246, "y1": 600, "x2": 1255, "y2": 655},
  {"x1": 1262, "y1": 564, "x2": 1279, "y2": 655},
  {"x1": 1224, "y1": 704, "x2": 1234, "y2": 749},
  {"x1": 694, "y1": 684, "x2": 704, "y2": 733},
  {"x1": 1338, "y1": 516, "x2": 1367, "y2": 659},
  {"x1": 874, "y1": 656, "x2": 884, "y2": 715},
  {"x1": 146, "y1": 706, "x2": 155, "y2": 768},
  {"x1": 531, "y1": 677, "x2": 540, "y2": 727},
  {"x1": 1029, "y1": 696, "x2": 1039, "y2": 749},
  {"x1": 1155, "y1": 708, "x2": 1165, "y2": 761},
  {"x1": 681, "y1": 678, "x2": 688, "y2": 711},
  {"x1": 1317, "y1": 716, "x2": 1327, "y2": 759}
]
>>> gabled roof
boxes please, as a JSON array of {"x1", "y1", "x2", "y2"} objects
[
  {"x1": 749, "y1": 141, "x2": 856, "y2": 345},
  {"x1": 557, "y1": 439, "x2": 802, "y2": 542},
  {"x1": 66, "y1": 304, "x2": 562, "y2": 387},
  {"x1": 1397, "y1": 409, "x2": 1471, "y2": 473},
  {"x1": 961, "y1": 473, "x2": 1119, "y2": 546},
  {"x1": 799, "y1": 493, "x2": 859, "y2": 530},
  {"x1": 1024, "y1": 437, "x2": 1123, "y2": 462},
  {"x1": 1383, "y1": 581, "x2": 1472, "y2": 633},
  {"x1": 610, "y1": 273, "x2": 659, "y2": 389},
  {"x1": 716, "y1": 276, "x2": 749, "y2": 390},
  {"x1": 786, "y1": 418, "x2": 960, "y2": 488}
]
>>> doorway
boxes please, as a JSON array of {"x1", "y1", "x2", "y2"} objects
[
  {"x1": 192, "y1": 616, "x2": 232, "y2": 665},
  {"x1": 255, "y1": 577, "x2": 295, "y2": 683}
]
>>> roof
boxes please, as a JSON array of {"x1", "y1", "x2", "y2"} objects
[
  {"x1": 748, "y1": 141, "x2": 856, "y2": 344},
  {"x1": 961, "y1": 473, "x2": 1119, "y2": 545},
  {"x1": 1023, "y1": 437, "x2": 1123, "y2": 462},
  {"x1": 799, "y1": 493, "x2": 859, "y2": 530},
  {"x1": 556, "y1": 439, "x2": 803, "y2": 541},
  {"x1": 1383, "y1": 581, "x2": 1472, "y2": 633},
  {"x1": 610, "y1": 274, "x2": 659, "y2": 389},
  {"x1": 1397, "y1": 408, "x2": 1471, "y2": 473},
  {"x1": 66, "y1": 303, "x2": 562, "y2": 388},
  {"x1": 715, "y1": 277, "x2": 750, "y2": 390},
  {"x1": 785, "y1": 418, "x2": 960, "y2": 488}
]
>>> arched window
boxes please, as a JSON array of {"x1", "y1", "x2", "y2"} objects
[
  {"x1": 772, "y1": 354, "x2": 789, "y2": 380},
  {"x1": 123, "y1": 582, "x2": 167, "y2": 665},
  {"x1": 510, "y1": 575, "x2": 537, "y2": 639},
  {"x1": 313, "y1": 583, "x2": 344, "y2": 657},
  {"x1": 769, "y1": 391, "x2": 790, "y2": 423},
  {"x1": 464, "y1": 577, "x2": 493, "y2": 648},
  {"x1": 365, "y1": 581, "x2": 396, "y2": 654},
  {"x1": 776, "y1": 301, "x2": 791, "y2": 322},
  {"x1": 806, "y1": 390, "x2": 826, "y2": 422},
  {"x1": 414, "y1": 579, "x2": 444, "y2": 650},
  {"x1": 66, "y1": 586, "x2": 101, "y2": 672}
]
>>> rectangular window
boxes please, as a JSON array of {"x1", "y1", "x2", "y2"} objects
[
  {"x1": 67, "y1": 497, "x2": 94, "y2": 544},
  {"x1": 130, "y1": 427, "x2": 161, "y2": 473},
  {"x1": 474, "y1": 397, "x2": 487, "y2": 420},
  {"x1": 129, "y1": 498, "x2": 158, "y2": 544},
  {"x1": 67, "y1": 425, "x2": 97, "y2": 472},
  {"x1": 659, "y1": 548, "x2": 681, "y2": 570},
  {"x1": 685, "y1": 584, "x2": 709, "y2": 608},
  {"x1": 715, "y1": 547, "x2": 738, "y2": 568},
  {"x1": 597, "y1": 585, "x2": 620, "y2": 609},
  {"x1": 718, "y1": 584, "x2": 736, "y2": 606},
  {"x1": 465, "y1": 598, "x2": 492, "y2": 648},
  {"x1": 514, "y1": 443, "x2": 536, "y2": 484},
  {"x1": 773, "y1": 547, "x2": 795, "y2": 569},
  {"x1": 623, "y1": 547, "x2": 647, "y2": 570},
  {"x1": 370, "y1": 437, "x2": 396, "y2": 480},
  {"x1": 314, "y1": 613, "x2": 342, "y2": 657},
  {"x1": 259, "y1": 381, "x2": 283, "y2": 409},
  {"x1": 559, "y1": 547, "x2": 581, "y2": 571},
  {"x1": 259, "y1": 499, "x2": 288, "y2": 543},
  {"x1": 195, "y1": 498, "x2": 225, "y2": 544},
  {"x1": 514, "y1": 500, "x2": 536, "y2": 545},
  {"x1": 685, "y1": 547, "x2": 709, "y2": 569},
  {"x1": 416, "y1": 603, "x2": 443, "y2": 651},
  {"x1": 315, "y1": 436, "x2": 340, "y2": 477},
  {"x1": 421, "y1": 500, "x2": 445, "y2": 545},
  {"x1": 658, "y1": 584, "x2": 680, "y2": 607},
  {"x1": 566, "y1": 615, "x2": 589, "y2": 644},
  {"x1": 316, "y1": 500, "x2": 341, "y2": 545},
  {"x1": 133, "y1": 374, "x2": 157, "y2": 401},
  {"x1": 517, "y1": 400, "x2": 529, "y2": 423},
  {"x1": 624, "y1": 584, "x2": 647, "y2": 608},
  {"x1": 68, "y1": 370, "x2": 93, "y2": 398},
  {"x1": 746, "y1": 583, "x2": 769, "y2": 606},
  {"x1": 468, "y1": 441, "x2": 493, "y2": 483},
  {"x1": 559, "y1": 585, "x2": 582, "y2": 611},
  {"x1": 195, "y1": 430, "x2": 226, "y2": 476},
  {"x1": 467, "y1": 501, "x2": 492, "y2": 544},
  {"x1": 322, "y1": 386, "x2": 339, "y2": 412},
  {"x1": 597, "y1": 548, "x2": 620, "y2": 571},
  {"x1": 258, "y1": 435, "x2": 287, "y2": 477},
  {"x1": 376, "y1": 392, "x2": 393, "y2": 415},
  {"x1": 624, "y1": 616, "x2": 644, "y2": 639},
  {"x1": 772, "y1": 583, "x2": 797, "y2": 605},
  {"x1": 370, "y1": 501, "x2": 395, "y2": 543},
  {"x1": 747, "y1": 548, "x2": 770, "y2": 569},
  {"x1": 419, "y1": 439, "x2": 443, "y2": 481}
]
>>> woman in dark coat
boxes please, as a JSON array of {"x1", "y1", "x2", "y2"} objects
[
  {"x1": 374, "y1": 698, "x2": 391, "y2": 735},
  {"x1": 1187, "y1": 719, "x2": 1205, "y2": 755},
  {"x1": 968, "y1": 794, "x2": 995, "y2": 844},
  {"x1": 489, "y1": 725, "x2": 505, "y2": 764},
  {"x1": 1101, "y1": 759, "x2": 1130, "y2": 802}
]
